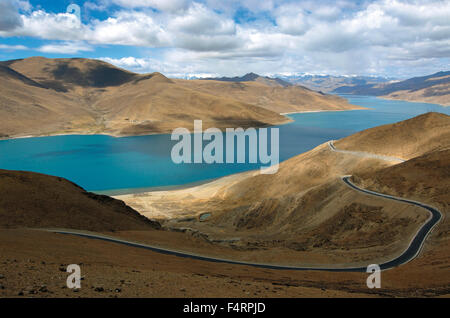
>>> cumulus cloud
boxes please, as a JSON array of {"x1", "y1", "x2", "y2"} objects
[
  {"x1": 0, "y1": 44, "x2": 28, "y2": 50},
  {"x1": 168, "y1": 3, "x2": 235, "y2": 36},
  {"x1": 274, "y1": 4, "x2": 310, "y2": 35},
  {"x1": 0, "y1": 0, "x2": 449, "y2": 77},
  {"x1": 0, "y1": 10, "x2": 84, "y2": 40},
  {"x1": 38, "y1": 41, "x2": 93, "y2": 54},
  {"x1": 300, "y1": 0, "x2": 450, "y2": 58},
  {"x1": 99, "y1": 55, "x2": 199, "y2": 76},
  {"x1": 166, "y1": 3, "x2": 242, "y2": 51},
  {"x1": 88, "y1": 11, "x2": 169, "y2": 46},
  {"x1": 0, "y1": 0, "x2": 24, "y2": 31}
]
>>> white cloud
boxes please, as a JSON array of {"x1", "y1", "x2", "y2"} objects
[
  {"x1": 38, "y1": 41, "x2": 93, "y2": 54},
  {"x1": 168, "y1": 3, "x2": 235, "y2": 36},
  {"x1": 88, "y1": 11, "x2": 170, "y2": 46},
  {"x1": 166, "y1": 3, "x2": 242, "y2": 51},
  {"x1": 99, "y1": 55, "x2": 192, "y2": 75},
  {"x1": 111, "y1": 0, "x2": 189, "y2": 12},
  {"x1": 204, "y1": 0, "x2": 275, "y2": 15},
  {"x1": 0, "y1": 0, "x2": 24, "y2": 31},
  {"x1": 0, "y1": 0, "x2": 449, "y2": 77},
  {"x1": 0, "y1": 44, "x2": 28, "y2": 50},
  {"x1": 84, "y1": 1, "x2": 110, "y2": 12},
  {"x1": 1, "y1": 10, "x2": 84, "y2": 40},
  {"x1": 276, "y1": 11, "x2": 309, "y2": 36}
]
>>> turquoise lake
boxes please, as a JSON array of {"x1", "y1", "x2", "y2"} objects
[{"x1": 1, "y1": 95, "x2": 449, "y2": 194}]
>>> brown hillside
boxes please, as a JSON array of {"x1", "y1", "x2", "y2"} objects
[
  {"x1": 381, "y1": 72, "x2": 450, "y2": 106},
  {"x1": 175, "y1": 79, "x2": 360, "y2": 113},
  {"x1": 4, "y1": 57, "x2": 143, "y2": 90},
  {"x1": 0, "y1": 63, "x2": 97, "y2": 138},
  {"x1": 0, "y1": 169, "x2": 160, "y2": 231},
  {"x1": 335, "y1": 112, "x2": 450, "y2": 159},
  {"x1": 352, "y1": 149, "x2": 450, "y2": 241},
  {"x1": 383, "y1": 83, "x2": 450, "y2": 106},
  {"x1": 0, "y1": 57, "x2": 290, "y2": 138}
]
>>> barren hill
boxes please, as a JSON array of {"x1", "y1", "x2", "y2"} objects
[
  {"x1": 176, "y1": 78, "x2": 359, "y2": 114},
  {"x1": 335, "y1": 112, "x2": 450, "y2": 159},
  {"x1": 202, "y1": 72, "x2": 292, "y2": 87},
  {"x1": 0, "y1": 169, "x2": 160, "y2": 232},
  {"x1": 3, "y1": 57, "x2": 145, "y2": 90},
  {"x1": 0, "y1": 61, "x2": 96, "y2": 138},
  {"x1": 0, "y1": 57, "x2": 362, "y2": 139},
  {"x1": 0, "y1": 57, "x2": 290, "y2": 138},
  {"x1": 352, "y1": 149, "x2": 449, "y2": 211}
]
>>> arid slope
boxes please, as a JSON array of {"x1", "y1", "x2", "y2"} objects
[
  {"x1": 334, "y1": 71, "x2": 450, "y2": 106},
  {"x1": 352, "y1": 149, "x2": 450, "y2": 248},
  {"x1": 175, "y1": 78, "x2": 360, "y2": 113},
  {"x1": 382, "y1": 82, "x2": 450, "y2": 106},
  {"x1": 0, "y1": 57, "x2": 362, "y2": 139},
  {"x1": 0, "y1": 57, "x2": 290, "y2": 138},
  {"x1": 0, "y1": 169, "x2": 160, "y2": 231},
  {"x1": 335, "y1": 112, "x2": 450, "y2": 159}
]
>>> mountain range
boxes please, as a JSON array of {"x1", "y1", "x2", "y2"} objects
[
  {"x1": 196, "y1": 71, "x2": 450, "y2": 106},
  {"x1": 0, "y1": 57, "x2": 359, "y2": 139},
  {"x1": 176, "y1": 74, "x2": 356, "y2": 114},
  {"x1": 275, "y1": 74, "x2": 395, "y2": 92},
  {"x1": 202, "y1": 72, "x2": 292, "y2": 87},
  {"x1": 333, "y1": 71, "x2": 450, "y2": 106}
]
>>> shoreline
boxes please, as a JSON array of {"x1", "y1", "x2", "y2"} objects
[
  {"x1": 338, "y1": 93, "x2": 450, "y2": 108},
  {"x1": 280, "y1": 109, "x2": 363, "y2": 115},
  {"x1": 379, "y1": 95, "x2": 450, "y2": 107},
  {"x1": 0, "y1": 107, "x2": 357, "y2": 141},
  {"x1": 95, "y1": 177, "x2": 222, "y2": 196},
  {"x1": 0, "y1": 131, "x2": 120, "y2": 142}
]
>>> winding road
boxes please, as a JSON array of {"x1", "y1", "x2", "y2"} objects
[
  {"x1": 44, "y1": 141, "x2": 442, "y2": 272},
  {"x1": 328, "y1": 140, "x2": 405, "y2": 162}
]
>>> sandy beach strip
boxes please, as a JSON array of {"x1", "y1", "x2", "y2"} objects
[{"x1": 280, "y1": 109, "x2": 363, "y2": 115}]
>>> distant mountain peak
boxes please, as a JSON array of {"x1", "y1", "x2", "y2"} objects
[
  {"x1": 2, "y1": 57, "x2": 172, "y2": 91},
  {"x1": 201, "y1": 72, "x2": 292, "y2": 87},
  {"x1": 241, "y1": 72, "x2": 260, "y2": 81}
]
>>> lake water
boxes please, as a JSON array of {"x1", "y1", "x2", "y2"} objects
[{"x1": 0, "y1": 95, "x2": 448, "y2": 194}]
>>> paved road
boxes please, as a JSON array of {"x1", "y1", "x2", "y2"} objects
[
  {"x1": 44, "y1": 177, "x2": 441, "y2": 272},
  {"x1": 43, "y1": 228, "x2": 370, "y2": 272},
  {"x1": 328, "y1": 140, "x2": 405, "y2": 163},
  {"x1": 43, "y1": 141, "x2": 441, "y2": 272},
  {"x1": 341, "y1": 176, "x2": 441, "y2": 270}
]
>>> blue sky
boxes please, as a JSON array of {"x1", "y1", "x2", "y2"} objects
[{"x1": 0, "y1": 0, "x2": 449, "y2": 78}]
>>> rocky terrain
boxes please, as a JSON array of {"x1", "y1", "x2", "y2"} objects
[
  {"x1": 202, "y1": 72, "x2": 292, "y2": 87},
  {"x1": 0, "y1": 169, "x2": 160, "y2": 231}
]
